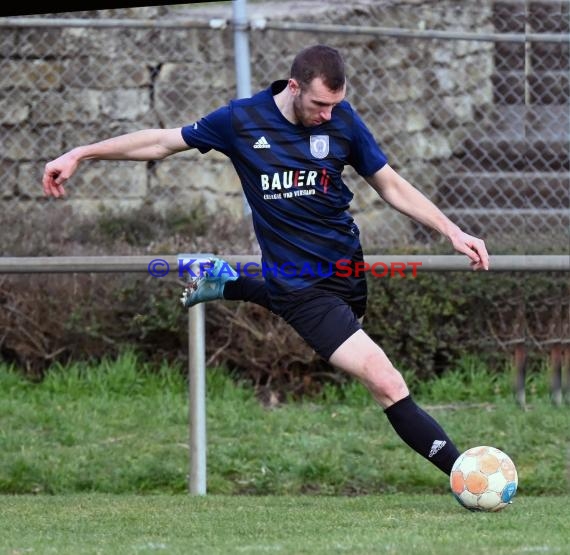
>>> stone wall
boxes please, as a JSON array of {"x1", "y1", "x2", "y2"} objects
[{"x1": 1, "y1": 1, "x2": 495, "y2": 246}]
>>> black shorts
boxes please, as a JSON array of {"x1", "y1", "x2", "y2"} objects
[{"x1": 269, "y1": 253, "x2": 368, "y2": 361}]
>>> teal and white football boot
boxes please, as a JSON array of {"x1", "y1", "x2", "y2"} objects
[{"x1": 180, "y1": 257, "x2": 238, "y2": 308}]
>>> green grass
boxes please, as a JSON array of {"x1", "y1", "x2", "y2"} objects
[
  {"x1": 0, "y1": 494, "x2": 568, "y2": 555},
  {"x1": 0, "y1": 351, "x2": 568, "y2": 553},
  {"x1": 0, "y1": 350, "x2": 568, "y2": 496}
]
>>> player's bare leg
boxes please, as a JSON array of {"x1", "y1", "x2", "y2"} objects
[
  {"x1": 329, "y1": 329, "x2": 460, "y2": 475},
  {"x1": 329, "y1": 329, "x2": 408, "y2": 407}
]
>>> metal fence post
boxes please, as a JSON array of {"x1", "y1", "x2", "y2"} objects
[
  {"x1": 178, "y1": 253, "x2": 212, "y2": 495},
  {"x1": 188, "y1": 303, "x2": 207, "y2": 495},
  {"x1": 232, "y1": 0, "x2": 253, "y2": 218}
]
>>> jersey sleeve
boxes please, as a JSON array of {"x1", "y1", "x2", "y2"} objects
[
  {"x1": 348, "y1": 109, "x2": 388, "y2": 177},
  {"x1": 180, "y1": 104, "x2": 233, "y2": 155}
]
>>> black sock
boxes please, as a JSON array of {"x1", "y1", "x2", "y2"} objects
[
  {"x1": 384, "y1": 395, "x2": 460, "y2": 475},
  {"x1": 223, "y1": 277, "x2": 271, "y2": 309}
]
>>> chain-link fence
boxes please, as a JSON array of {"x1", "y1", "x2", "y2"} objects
[{"x1": 1, "y1": 1, "x2": 568, "y2": 254}]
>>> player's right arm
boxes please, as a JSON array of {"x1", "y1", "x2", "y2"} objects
[{"x1": 42, "y1": 127, "x2": 188, "y2": 198}]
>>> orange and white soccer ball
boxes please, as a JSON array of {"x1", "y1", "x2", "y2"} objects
[{"x1": 450, "y1": 446, "x2": 518, "y2": 512}]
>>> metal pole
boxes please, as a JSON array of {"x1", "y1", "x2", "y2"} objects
[
  {"x1": 0, "y1": 255, "x2": 568, "y2": 274},
  {"x1": 233, "y1": 0, "x2": 252, "y2": 98},
  {"x1": 0, "y1": 18, "x2": 567, "y2": 44},
  {"x1": 233, "y1": 0, "x2": 253, "y2": 217},
  {"x1": 251, "y1": 19, "x2": 570, "y2": 43},
  {"x1": 0, "y1": 17, "x2": 221, "y2": 29},
  {"x1": 524, "y1": 0, "x2": 532, "y2": 106},
  {"x1": 179, "y1": 253, "x2": 212, "y2": 495},
  {"x1": 188, "y1": 302, "x2": 207, "y2": 495}
]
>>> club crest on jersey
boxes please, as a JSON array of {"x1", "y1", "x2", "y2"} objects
[{"x1": 310, "y1": 135, "x2": 329, "y2": 159}]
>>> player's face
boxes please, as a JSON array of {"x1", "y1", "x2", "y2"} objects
[{"x1": 291, "y1": 77, "x2": 346, "y2": 127}]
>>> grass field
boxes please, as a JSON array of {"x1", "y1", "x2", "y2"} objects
[
  {"x1": 0, "y1": 351, "x2": 568, "y2": 554},
  {"x1": 1, "y1": 494, "x2": 568, "y2": 554}
]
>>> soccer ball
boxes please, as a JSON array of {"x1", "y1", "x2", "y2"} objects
[{"x1": 450, "y1": 445, "x2": 518, "y2": 512}]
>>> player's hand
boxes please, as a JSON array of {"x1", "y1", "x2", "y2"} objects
[
  {"x1": 42, "y1": 152, "x2": 79, "y2": 198},
  {"x1": 448, "y1": 229, "x2": 490, "y2": 271}
]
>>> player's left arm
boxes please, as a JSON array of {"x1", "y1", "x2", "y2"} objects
[{"x1": 365, "y1": 164, "x2": 489, "y2": 271}]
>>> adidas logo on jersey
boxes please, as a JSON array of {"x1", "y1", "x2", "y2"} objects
[{"x1": 253, "y1": 136, "x2": 271, "y2": 149}]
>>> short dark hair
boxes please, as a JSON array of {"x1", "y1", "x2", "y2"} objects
[{"x1": 290, "y1": 45, "x2": 346, "y2": 91}]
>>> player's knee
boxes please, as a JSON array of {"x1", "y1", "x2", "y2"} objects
[
  {"x1": 384, "y1": 373, "x2": 409, "y2": 402},
  {"x1": 376, "y1": 371, "x2": 408, "y2": 403},
  {"x1": 361, "y1": 354, "x2": 408, "y2": 404}
]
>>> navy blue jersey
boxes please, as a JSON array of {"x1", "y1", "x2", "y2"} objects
[{"x1": 181, "y1": 80, "x2": 388, "y2": 295}]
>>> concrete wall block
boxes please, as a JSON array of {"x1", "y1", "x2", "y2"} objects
[
  {"x1": 0, "y1": 29, "x2": 17, "y2": 58},
  {"x1": 62, "y1": 58, "x2": 152, "y2": 90},
  {"x1": 385, "y1": 67, "x2": 428, "y2": 103},
  {"x1": 18, "y1": 160, "x2": 148, "y2": 200},
  {"x1": 432, "y1": 45, "x2": 455, "y2": 65},
  {"x1": 2, "y1": 60, "x2": 64, "y2": 91},
  {"x1": 399, "y1": 162, "x2": 443, "y2": 198},
  {"x1": 101, "y1": 89, "x2": 152, "y2": 120},
  {"x1": 129, "y1": 28, "x2": 202, "y2": 63},
  {"x1": 408, "y1": 131, "x2": 453, "y2": 161},
  {"x1": 29, "y1": 90, "x2": 103, "y2": 124},
  {"x1": 429, "y1": 95, "x2": 475, "y2": 128},
  {"x1": 381, "y1": 133, "x2": 416, "y2": 168},
  {"x1": 462, "y1": 53, "x2": 495, "y2": 85},
  {"x1": 428, "y1": 52, "x2": 494, "y2": 96},
  {"x1": 193, "y1": 28, "x2": 234, "y2": 64},
  {"x1": 76, "y1": 162, "x2": 148, "y2": 198},
  {"x1": 1, "y1": 159, "x2": 18, "y2": 199},
  {"x1": 455, "y1": 39, "x2": 494, "y2": 58},
  {"x1": 158, "y1": 61, "x2": 230, "y2": 89},
  {"x1": 378, "y1": 42, "x2": 415, "y2": 70},
  {"x1": 405, "y1": 107, "x2": 431, "y2": 133},
  {"x1": 17, "y1": 28, "x2": 77, "y2": 58},
  {"x1": 441, "y1": 4, "x2": 493, "y2": 29},
  {"x1": 4, "y1": 125, "x2": 64, "y2": 161},
  {"x1": 447, "y1": 127, "x2": 472, "y2": 157},
  {"x1": 60, "y1": 26, "x2": 188, "y2": 61},
  {"x1": 470, "y1": 79, "x2": 494, "y2": 108},
  {"x1": 60, "y1": 27, "x2": 113, "y2": 58},
  {"x1": 17, "y1": 161, "x2": 46, "y2": 199},
  {"x1": 153, "y1": 156, "x2": 241, "y2": 196},
  {"x1": 363, "y1": 100, "x2": 412, "y2": 140},
  {"x1": 0, "y1": 96, "x2": 30, "y2": 125},
  {"x1": 154, "y1": 62, "x2": 234, "y2": 127}
]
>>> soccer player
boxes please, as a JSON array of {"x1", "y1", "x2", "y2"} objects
[{"x1": 43, "y1": 44, "x2": 489, "y2": 477}]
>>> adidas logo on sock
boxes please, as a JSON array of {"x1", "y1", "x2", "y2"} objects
[
  {"x1": 428, "y1": 440, "x2": 447, "y2": 458},
  {"x1": 253, "y1": 136, "x2": 271, "y2": 149}
]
